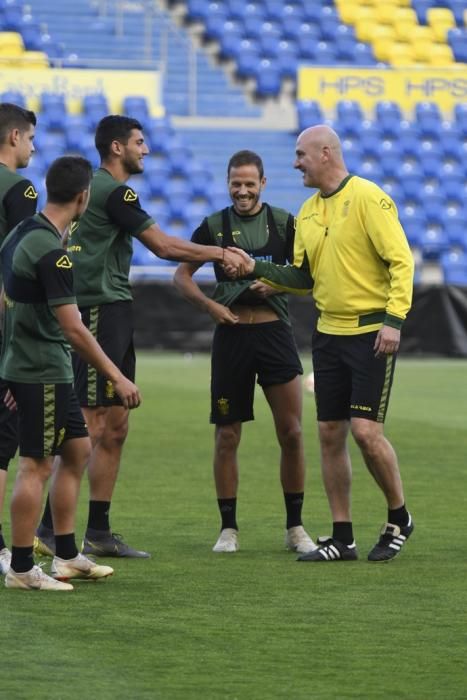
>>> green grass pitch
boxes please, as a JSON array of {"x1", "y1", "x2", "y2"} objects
[{"x1": 2, "y1": 353, "x2": 467, "y2": 700}]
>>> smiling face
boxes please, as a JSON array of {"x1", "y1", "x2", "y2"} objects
[
  {"x1": 120, "y1": 128, "x2": 149, "y2": 175},
  {"x1": 228, "y1": 163, "x2": 266, "y2": 216}
]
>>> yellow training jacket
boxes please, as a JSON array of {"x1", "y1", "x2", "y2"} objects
[{"x1": 254, "y1": 175, "x2": 414, "y2": 335}]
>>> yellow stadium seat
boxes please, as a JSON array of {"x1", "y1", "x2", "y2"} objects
[
  {"x1": 394, "y1": 21, "x2": 417, "y2": 42},
  {"x1": 373, "y1": 38, "x2": 396, "y2": 62},
  {"x1": 336, "y1": 3, "x2": 360, "y2": 25},
  {"x1": 429, "y1": 43, "x2": 455, "y2": 66},
  {"x1": 388, "y1": 42, "x2": 416, "y2": 66},
  {"x1": 411, "y1": 39, "x2": 435, "y2": 63},
  {"x1": 427, "y1": 8, "x2": 455, "y2": 42},
  {"x1": 20, "y1": 51, "x2": 49, "y2": 69},
  {"x1": 355, "y1": 19, "x2": 378, "y2": 42},
  {"x1": 0, "y1": 32, "x2": 24, "y2": 55},
  {"x1": 393, "y1": 7, "x2": 418, "y2": 25},
  {"x1": 409, "y1": 25, "x2": 436, "y2": 42},
  {"x1": 374, "y1": 4, "x2": 399, "y2": 26}
]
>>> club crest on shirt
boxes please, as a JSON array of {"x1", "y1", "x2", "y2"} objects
[
  {"x1": 124, "y1": 189, "x2": 138, "y2": 202},
  {"x1": 342, "y1": 199, "x2": 351, "y2": 217},
  {"x1": 56, "y1": 255, "x2": 72, "y2": 269},
  {"x1": 24, "y1": 185, "x2": 38, "y2": 199},
  {"x1": 105, "y1": 380, "x2": 115, "y2": 399},
  {"x1": 380, "y1": 198, "x2": 392, "y2": 210},
  {"x1": 217, "y1": 397, "x2": 229, "y2": 416}
]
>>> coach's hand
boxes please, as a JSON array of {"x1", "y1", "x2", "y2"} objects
[{"x1": 374, "y1": 325, "x2": 400, "y2": 357}]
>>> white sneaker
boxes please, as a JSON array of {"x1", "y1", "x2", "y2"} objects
[
  {"x1": 212, "y1": 528, "x2": 239, "y2": 553},
  {"x1": 285, "y1": 526, "x2": 317, "y2": 554},
  {"x1": 0, "y1": 547, "x2": 11, "y2": 575},
  {"x1": 51, "y1": 553, "x2": 114, "y2": 581},
  {"x1": 5, "y1": 564, "x2": 73, "y2": 591}
]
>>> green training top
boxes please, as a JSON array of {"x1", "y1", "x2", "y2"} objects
[
  {"x1": 192, "y1": 203, "x2": 296, "y2": 324},
  {"x1": 0, "y1": 163, "x2": 38, "y2": 287},
  {"x1": 0, "y1": 213, "x2": 76, "y2": 383},
  {"x1": 68, "y1": 168, "x2": 154, "y2": 307}
]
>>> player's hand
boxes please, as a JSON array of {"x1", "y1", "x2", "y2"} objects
[
  {"x1": 113, "y1": 377, "x2": 142, "y2": 409},
  {"x1": 3, "y1": 389, "x2": 17, "y2": 412},
  {"x1": 249, "y1": 280, "x2": 276, "y2": 298},
  {"x1": 374, "y1": 325, "x2": 400, "y2": 357},
  {"x1": 207, "y1": 300, "x2": 239, "y2": 325},
  {"x1": 223, "y1": 247, "x2": 255, "y2": 278}
]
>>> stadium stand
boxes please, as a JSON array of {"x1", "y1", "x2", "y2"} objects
[{"x1": 0, "y1": 0, "x2": 465, "y2": 283}]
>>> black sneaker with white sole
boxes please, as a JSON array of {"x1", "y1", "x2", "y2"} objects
[
  {"x1": 297, "y1": 536, "x2": 358, "y2": 562},
  {"x1": 367, "y1": 515, "x2": 414, "y2": 562}
]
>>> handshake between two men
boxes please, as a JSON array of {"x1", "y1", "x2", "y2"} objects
[{"x1": 222, "y1": 247, "x2": 255, "y2": 279}]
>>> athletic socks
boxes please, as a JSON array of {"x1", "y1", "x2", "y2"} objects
[
  {"x1": 11, "y1": 545, "x2": 34, "y2": 573},
  {"x1": 55, "y1": 533, "x2": 79, "y2": 560},
  {"x1": 87, "y1": 500, "x2": 111, "y2": 531},
  {"x1": 218, "y1": 498, "x2": 238, "y2": 530},
  {"x1": 388, "y1": 504, "x2": 410, "y2": 528},
  {"x1": 284, "y1": 491, "x2": 304, "y2": 529},
  {"x1": 332, "y1": 521, "x2": 354, "y2": 546}
]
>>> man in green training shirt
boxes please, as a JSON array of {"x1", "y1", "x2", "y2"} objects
[
  {"x1": 35, "y1": 115, "x2": 244, "y2": 558},
  {"x1": 1, "y1": 156, "x2": 141, "y2": 590},
  {"x1": 174, "y1": 150, "x2": 316, "y2": 555},
  {"x1": 226, "y1": 126, "x2": 415, "y2": 564},
  {"x1": 0, "y1": 102, "x2": 38, "y2": 576}
]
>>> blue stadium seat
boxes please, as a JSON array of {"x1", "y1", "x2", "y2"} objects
[
  {"x1": 445, "y1": 217, "x2": 467, "y2": 251},
  {"x1": 185, "y1": 0, "x2": 212, "y2": 22},
  {"x1": 168, "y1": 145, "x2": 194, "y2": 177},
  {"x1": 275, "y1": 41, "x2": 299, "y2": 79},
  {"x1": 446, "y1": 0, "x2": 466, "y2": 25},
  {"x1": 448, "y1": 28, "x2": 467, "y2": 63},
  {"x1": 122, "y1": 96, "x2": 150, "y2": 124},
  {"x1": 297, "y1": 100, "x2": 324, "y2": 130},
  {"x1": 20, "y1": 21, "x2": 42, "y2": 50},
  {"x1": 254, "y1": 59, "x2": 282, "y2": 97},
  {"x1": 412, "y1": 0, "x2": 434, "y2": 25},
  {"x1": 441, "y1": 251, "x2": 467, "y2": 285},
  {"x1": 259, "y1": 22, "x2": 282, "y2": 56},
  {"x1": 40, "y1": 92, "x2": 67, "y2": 131},
  {"x1": 0, "y1": 90, "x2": 26, "y2": 107},
  {"x1": 336, "y1": 100, "x2": 364, "y2": 131},
  {"x1": 65, "y1": 124, "x2": 95, "y2": 154},
  {"x1": 218, "y1": 23, "x2": 244, "y2": 59},
  {"x1": 2, "y1": 4, "x2": 23, "y2": 31},
  {"x1": 314, "y1": 42, "x2": 337, "y2": 65},
  {"x1": 235, "y1": 42, "x2": 261, "y2": 79},
  {"x1": 420, "y1": 222, "x2": 448, "y2": 261},
  {"x1": 82, "y1": 94, "x2": 109, "y2": 130},
  {"x1": 204, "y1": 11, "x2": 230, "y2": 42},
  {"x1": 296, "y1": 27, "x2": 319, "y2": 60}
]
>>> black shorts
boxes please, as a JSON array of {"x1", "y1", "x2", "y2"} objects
[
  {"x1": 8, "y1": 382, "x2": 88, "y2": 458},
  {"x1": 211, "y1": 321, "x2": 303, "y2": 425},
  {"x1": 73, "y1": 300, "x2": 136, "y2": 407},
  {"x1": 0, "y1": 376, "x2": 18, "y2": 469},
  {"x1": 312, "y1": 330, "x2": 396, "y2": 423}
]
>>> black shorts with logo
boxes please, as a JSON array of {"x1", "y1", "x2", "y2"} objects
[
  {"x1": 8, "y1": 382, "x2": 88, "y2": 458},
  {"x1": 73, "y1": 300, "x2": 136, "y2": 408},
  {"x1": 0, "y1": 376, "x2": 18, "y2": 469},
  {"x1": 211, "y1": 321, "x2": 303, "y2": 425},
  {"x1": 312, "y1": 330, "x2": 397, "y2": 423}
]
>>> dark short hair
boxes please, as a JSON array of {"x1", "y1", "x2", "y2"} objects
[
  {"x1": 46, "y1": 156, "x2": 93, "y2": 204},
  {"x1": 0, "y1": 103, "x2": 36, "y2": 144},
  {"x1": 227, "y1": 150, "x2": 264, "y2": 179},
  {"x1": 95, "y1": 114, "x2": 143, "y2": 159}
]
